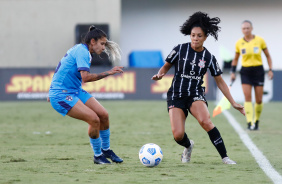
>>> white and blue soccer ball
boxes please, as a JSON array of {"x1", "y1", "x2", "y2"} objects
[{"x1": 139, "y1": 143, "x2": 163, "y2": 167}]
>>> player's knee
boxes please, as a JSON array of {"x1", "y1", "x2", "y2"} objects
[
  {"x1": 88, "y1": 116, "x2": 100, "y2": 128},
  {"x1": 256, "y1": 100, "x2": 262, "y2": 104},
  {"x1": 172, "y1": 130, "x2": 184, "y2": 141},
  {"x1": 99, "y1": 111, "x2": 109, "y2": 123},
  {"x1": 198, "y1": 118, "x2": 213, "y2": 131}
]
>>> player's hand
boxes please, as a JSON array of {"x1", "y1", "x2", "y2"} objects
[
  {"x1": 151, "y1": 74, "x2": 165, "y2": 80},
  {"x1": 230, "y1": 73, "x2": 236, "y2": 82},
  {"x1": 110, "y1": 66, "x2": 124, "y2": 75},
  {"x1": 232, "y1": 103, "x2": 245, "y2": 116},
  {"x1": 268, "y1": 70, "x2": 273, "y2": 80},
  {"x1": 47, "y1": 97, "x2": 50, "y2": 102}
]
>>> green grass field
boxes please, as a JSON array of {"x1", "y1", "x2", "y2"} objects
[{"x1": 0, "y1": 101, "x2": 281, "y2": 184}]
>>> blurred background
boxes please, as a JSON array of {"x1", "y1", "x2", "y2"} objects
[{"x1": 1, "y1": 0, "x2": 281, "y2": 101}]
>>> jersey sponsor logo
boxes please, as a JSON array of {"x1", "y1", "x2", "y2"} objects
[
  {"x1": 181, "y1": 74, "x2": 201, "y2": 80},
  {"x1": 190, "y1": 71, "x2": 195, "y2": 75},
  {"x1": 253, "y1": 47, "x2": 259, "y2": 53},
  {"x1": 168, "y1": 50, "x2": 176, "y2": 59},
  {"x1": 241, "y1": 48, "x2": 246, "y2": 54}
]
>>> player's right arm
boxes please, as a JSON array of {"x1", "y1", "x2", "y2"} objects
[
  {"x1": 151, "y1": 62, "x2": 173, "y2": 80},
  {"x1": 80, "y1": 66, "x2": 124, "y2": 83}
]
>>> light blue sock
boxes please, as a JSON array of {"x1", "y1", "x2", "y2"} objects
[
  {"x1": 100, "y1": 129, "x2": 110, "y2": 151},
  {"x1": 89, "y1": 137, "x2": 102, "y2": 156}
]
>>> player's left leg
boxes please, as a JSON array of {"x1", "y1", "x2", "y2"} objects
[
  {"x1": 190, "y1": 101, "x2": 236, "y2": 164},
  {"x1": 254, "y1": 86, "x2": 264, "y2": 130},
  {"x1": 85, "y1": 97, "x2": 123, "y2": 163}
]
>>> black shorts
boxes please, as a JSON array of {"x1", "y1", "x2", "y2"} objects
[
  {"x1": 240, "y1": 65, "x2": 265, "y2": 86},
  {"x1": 167, "y1": 95, "x2": 208, "y2": 117}
]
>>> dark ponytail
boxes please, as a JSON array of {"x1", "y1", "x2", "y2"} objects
[
  {"x1": 180, "y1": 11, "x2": 221, "y2": 41},
  {"x1": 82, "y1": 25, "x2": 107, "y2": 44}
]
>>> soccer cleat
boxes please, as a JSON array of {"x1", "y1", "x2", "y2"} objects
[
  {"x1": 181, "y1": 140, "x2": 194, "y2": 163},
  {"x1": 102, "y1": 149, "x2": 123, "y2": 163},
  {"x1": 247, "y1": 122, "x2": 252, "y2": 130},
  {"x1": 222, "y1": 157, "x2": 237, "y2": 164},
  {"x1": 253, "y1": 120, "x2": 259, "y2": 130},
  {"x1": 93, "y1": 154, "x2": 111, "y2": 164}
]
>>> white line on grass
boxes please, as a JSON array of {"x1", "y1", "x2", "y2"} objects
[{"x1": 223, "y1": 111, "x2": 282, "y2": 184}]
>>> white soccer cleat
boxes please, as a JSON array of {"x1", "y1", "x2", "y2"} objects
[
  {"x1": 222, "y1": 157, "x2": 237, "y2": 164},
  {"x1": 181, "y1": 140, "x2": 194, "y2": 163}
]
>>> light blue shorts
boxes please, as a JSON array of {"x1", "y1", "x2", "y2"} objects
[{"x1": 49, "y1": 88, "x2": 92, "y2": 116}]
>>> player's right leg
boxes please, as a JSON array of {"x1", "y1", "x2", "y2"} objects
[
  {"x1": 242, "y1": 84, "x2": 253, "y2": 130},
  {"x1": 168, "y1": 108, "x2": 193, "y2": 163}
]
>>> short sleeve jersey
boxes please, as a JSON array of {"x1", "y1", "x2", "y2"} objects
[
  {"x1": 166, "y1": 42, "x2": 222, "y2": 99},
  {"x1": 50, "y1": 44, "x2": 92, "y2": 92},
  {"x1": 235, "y1": 35, "x2": 267, "y2": 67}
]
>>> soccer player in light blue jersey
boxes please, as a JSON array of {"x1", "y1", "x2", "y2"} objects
[{"x1": 49, "y1": 25, "x2": 124, "y2": 164}]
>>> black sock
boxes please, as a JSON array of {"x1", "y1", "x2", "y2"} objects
[
  {"x1": 175, "y1": 133, "x2": 191, "y2": 148},
  {"x1": 208, "y1": 127, "x2": 227, "y2": 159}
]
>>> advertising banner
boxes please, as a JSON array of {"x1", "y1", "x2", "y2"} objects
[{"x1": 0, "y1": 67, "x2": 215, "y2": 101}]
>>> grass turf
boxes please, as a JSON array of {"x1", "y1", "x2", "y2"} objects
[{"x1": 0, "y1": 101, "x2": 281, "y2": 184}]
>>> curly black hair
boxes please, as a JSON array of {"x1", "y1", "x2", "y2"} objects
[{"x1": 180, "y1": 11, "x2": 221, "y2": 41}]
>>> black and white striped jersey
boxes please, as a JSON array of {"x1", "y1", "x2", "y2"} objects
[{"x1": 166, "y1": 42, "x2": 222, "y2": 100}]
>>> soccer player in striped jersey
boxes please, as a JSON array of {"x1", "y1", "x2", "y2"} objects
[
  {"x1": 152, "y1": 12, "x2": 245, "y2": 164},
  {"x1": 230, "y1": 20, "x2": 273, "y2": 130},
  {"x1": 48, "y1": 26, "x2": 123, "y2": 164}
]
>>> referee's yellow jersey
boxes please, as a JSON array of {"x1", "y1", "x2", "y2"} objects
[{"x1": 235, "y1": 35, "x2": 267, "y2": 67}]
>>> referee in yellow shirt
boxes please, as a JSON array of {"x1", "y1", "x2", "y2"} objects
[{"x1": 230, "y1": 20, "x2": 273, "y2": 130}]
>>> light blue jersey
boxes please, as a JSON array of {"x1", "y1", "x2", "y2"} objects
[
  {"x1": 50, "y1": 44, "x2": 92, "y2": 92},
  {"x1": 49, "y1": 44, "x2": 93, "y2": 116}
]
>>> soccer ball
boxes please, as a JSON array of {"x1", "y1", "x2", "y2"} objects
[{"x1": 139, "y1": 143, "x2": 163, "y2": 167}]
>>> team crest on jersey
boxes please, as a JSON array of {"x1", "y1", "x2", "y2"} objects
[
  {"x1": 198, "y1": 59, "x2": 206, "y2": 68},
  {"x1": 168, "y1": 50, "x2": 176, "y2": 59},
  {"x1": 66, "y1": 95, "x2": 73, "y2": 101}
]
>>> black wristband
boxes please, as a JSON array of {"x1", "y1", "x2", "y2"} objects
[
  {"x1": 269, "y1": 69, "x2": 272, "y2": 72},
  {"x1": 231, "y1": 65, "x2": 237, "y2": 73}
]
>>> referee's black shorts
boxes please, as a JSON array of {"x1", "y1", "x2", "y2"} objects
[
  {"x1": 167, "y1": 94, "x2": 208, "y2": 117},
  {"x1": 240, "y1": 65, "x2": 265, "y2": 86}
]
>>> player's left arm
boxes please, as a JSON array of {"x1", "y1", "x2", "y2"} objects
[
  {"x1": 80, "y1": 66, "x2": 124, "y2": 83},
  {"x1": 214, "y1": 75, "x2": 245, "y2": 115},
  {"x1": 262, "y1": 48, "x2": 273, "y2": 79}
]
